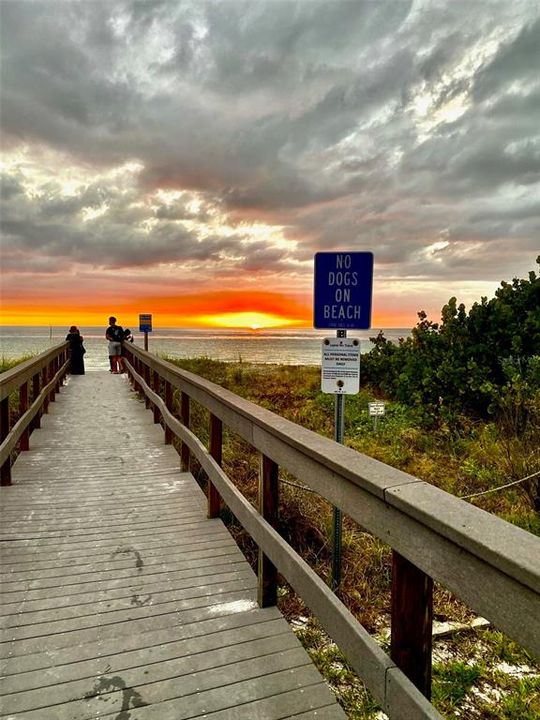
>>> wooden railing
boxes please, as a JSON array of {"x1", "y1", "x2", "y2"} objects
[
  {"x1": 123, "y1": 343, "x2": 540, "y2": 720},
  {"x1": 0, "y1": 343, "x2": 69, "y2": 485}
]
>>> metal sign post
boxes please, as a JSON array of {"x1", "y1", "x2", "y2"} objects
[
  {"x1": 139, "y1": 314, "x2": 153, "y2": 351},
  {"x1": 321, "y1": 332, "x2": 360, "y2": 589},
  {"x1": 315, "y1": 251, "x2": 373, "y2": 591},
  {"x1": 332, "y1": 328, "x2": 346, "y2": 590}
]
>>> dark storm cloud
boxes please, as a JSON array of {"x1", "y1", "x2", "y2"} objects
[
  {"x1": 0, "y1": 172, "x2": 24, "y2": 200},
  {"x1": 1, "y1": 207, "x2": 238, "y2": 269},
  {"x1": 0, "y1": 177, "x2": 238, "y2": 268},
  {"x1": 237, "y1": 243, "x2": 291, "y2": 273},
  {"x1": 1, "y1": 0, "x2": 539, "y2": 288},
  {"x1": 473, "y1": 17, "x2": 540, "y2": 101}
]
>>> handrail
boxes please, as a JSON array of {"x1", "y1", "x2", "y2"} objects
[
  {"x1": 123, "y1": 343, "x2": 540, "y2": 719},
  {"x1": 0, "y1": 342, "x2": 70, "y2": 485}
]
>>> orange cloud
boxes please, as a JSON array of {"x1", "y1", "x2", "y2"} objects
[
  {"x1": 1, "y1": 276, "x2": 420, "y2": 329},
  {"x1": 0, "y1": 289, "x2": 312, "y2": 328}
]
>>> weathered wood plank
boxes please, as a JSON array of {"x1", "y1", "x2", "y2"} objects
[
  {"x1": 1, "y1": 616, "x2": 288, "y2": 693},
  {"x1": 0, "y1": 519, "x2": 231, "y2": 550},
  {"x1": 0, "y1": 534, "x2": 235, "y2": 573},
  {"x1": 0, "y1": 370, "x2": 342, "y2": 719},
  {"x1": 1, "y1": 499, "x2": 204, "y2": 518},
  {"x1": 0, "y1": 534, "x2": 236, "y2": 575},
  {"x1": 0, "y1": 559, "x2": 249, "y2": 610},
  {"x1": 0, "y1": 514, "x2": 217, "y2": 542},
  {"x1": 1, "y1": 581, "x2": 259, "y2": 643},
  {"x1": 122, "y1": 685, "x2": 344, "y2": 720},
  {"x1": 1, "y1": 542, "x2": 219, "y2": 570},
  {"x1": 1, "y1": 633, "x2": 301, "y2": 715},
  {"x1": 0, "y1": 608, "x2": 283, "y2": 680},
  {"x1": 286, "y1": 709, "x2": 347, "y2": 720},
  {"x1": 1, "y1": 568, "x2": 256, "y2": 623},
  {"x1": 4, "y1": 663, "x2": 326, "y2": 720},
  {"x1": 2, "y1": 591, "x2": 261, "y2": 657},
  {"x1": 0, "y1": 550, "x2": 248, "y2": 595}
]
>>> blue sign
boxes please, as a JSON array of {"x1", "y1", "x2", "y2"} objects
[
  {"x1": 139, "y1": 314, "x2": 153, "y2": 333},
  {"x1": 314, "y1": 252, "x2": 373, "y2": 329}
]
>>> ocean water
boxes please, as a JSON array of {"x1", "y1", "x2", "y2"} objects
[{"x1": 0, "y1": 326, "x2": 410, "y2": 372}]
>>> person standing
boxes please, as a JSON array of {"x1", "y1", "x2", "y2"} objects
[
  {"x1": 105, "y1": 316, "x2": 124, "y2": 373},
  {"x1": 66, "y1": 326, "x2": 85, "y2": 375}
]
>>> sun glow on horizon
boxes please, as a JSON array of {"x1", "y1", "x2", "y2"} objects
[
  {"x1": 198, "y1": 311, "x2": 301, "y2": 330},
  {"x1": 0, "y1": 304, "x2": 421, "y2": 330}
]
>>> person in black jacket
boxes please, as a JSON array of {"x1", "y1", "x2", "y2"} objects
[{"x1": 66, "y1": 326, "x2": 85, "y2": 375}]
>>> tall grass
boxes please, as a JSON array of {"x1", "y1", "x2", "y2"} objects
[{"x1": 0, "y1": 354, "x2": 35, "y2": 373}]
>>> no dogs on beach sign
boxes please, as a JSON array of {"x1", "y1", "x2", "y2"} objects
[{"x1": 313, "y1": 252, "x2": 373, "y2": 330}]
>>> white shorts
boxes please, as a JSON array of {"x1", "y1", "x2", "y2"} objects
[{"x1": 108, "y1": 341, "x2": 122, "y2": 356}]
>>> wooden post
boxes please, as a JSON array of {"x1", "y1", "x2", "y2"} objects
[
  {"x1": 208, "y1": 413, "x2": 222, "y2": 519},
  {"x1": 0, "y1": 396, "x2": 10, "y2": 486},
  {"x1": 164, "y1": 382, "x2": 173, "y2": 444},
  {"x1": 152, "y1": 371, "x2": 160, "y2": 423},
  {"x1": 144, "y1": 365, "x2": 151, "y2": 408},
  {"x1": 180, "y1": 392, "x2": 190, "y2": 472},
  {"x1": 133, "y1": 358, "x2": 141, "y2": 393},
  {"x1": 126, "y1": 349, "x2": 133, "y2": 383},
  {"x1": 57, "y1": 354, "x2": 62, "y2": 389},
  {"x1": 391, "y1": 550, "x2": 433, "y2": 699},
  {"x1": 41, "y1": 367, "x2": 49, "y2": 413},
  {"x1": 258, "y1": 454, "x2": 279, "y2": 607},
  {"x1": 32, "y1": 373, "x2": 41, "y2": 429},
  {"x1": 49, "y1": 358, "x2": 56, "y2": 402},
  {"x1": 54, "y1": 355, "x2": 60, "y2": 395},
  {"x1": 19, "y1": 382, "x2": 29, "y2": 451}
]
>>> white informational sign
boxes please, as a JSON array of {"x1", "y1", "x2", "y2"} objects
[
  {"x1": 321, "y1": 338, "x2": 360, "y2": 394},
  {"x1": 368, "y1": 401, "x2": 386, "y2": 416}
]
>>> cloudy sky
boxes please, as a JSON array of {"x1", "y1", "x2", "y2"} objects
[{"x1": 1, "y1": 0, "x2": 539, "y2": 328}]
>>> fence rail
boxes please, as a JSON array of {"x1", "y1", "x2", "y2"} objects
[
  {"x1": 0, "y1": 343, "x2": 69, "y2": 485},
  {"x1": 122, "y1": 343, "x2": 540, "y2": 720}
]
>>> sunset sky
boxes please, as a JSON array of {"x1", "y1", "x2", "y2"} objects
[{"x1": 1, "y1": 1, "x2": 539, "y2": 329}]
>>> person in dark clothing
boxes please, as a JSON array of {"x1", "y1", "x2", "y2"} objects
[
  {"x1": 66, "y1": 326, "x2": 85, "y2": 375},
  {"x1": 106, "y1": 316, "x2": 124, "y2": 373}
]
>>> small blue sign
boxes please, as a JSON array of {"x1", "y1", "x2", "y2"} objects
[
  {"x1": 139, "y1": 314, "x2": 153, "y2": 333},
  {"x1": 314, "y1": 252, "x2": 373, "y2": 329}
]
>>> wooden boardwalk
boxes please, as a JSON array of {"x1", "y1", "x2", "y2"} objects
[{"x1": 0, "y1": 372, "x2": 345, "y2": 720}]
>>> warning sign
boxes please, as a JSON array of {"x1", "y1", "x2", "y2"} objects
[{"x1": 321, "y1": 337, "x2": 360, "y2": 394}]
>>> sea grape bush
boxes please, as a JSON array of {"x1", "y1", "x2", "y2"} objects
[{"x1": 362, "y1": 256, "x2": 540, "y2": 424}]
